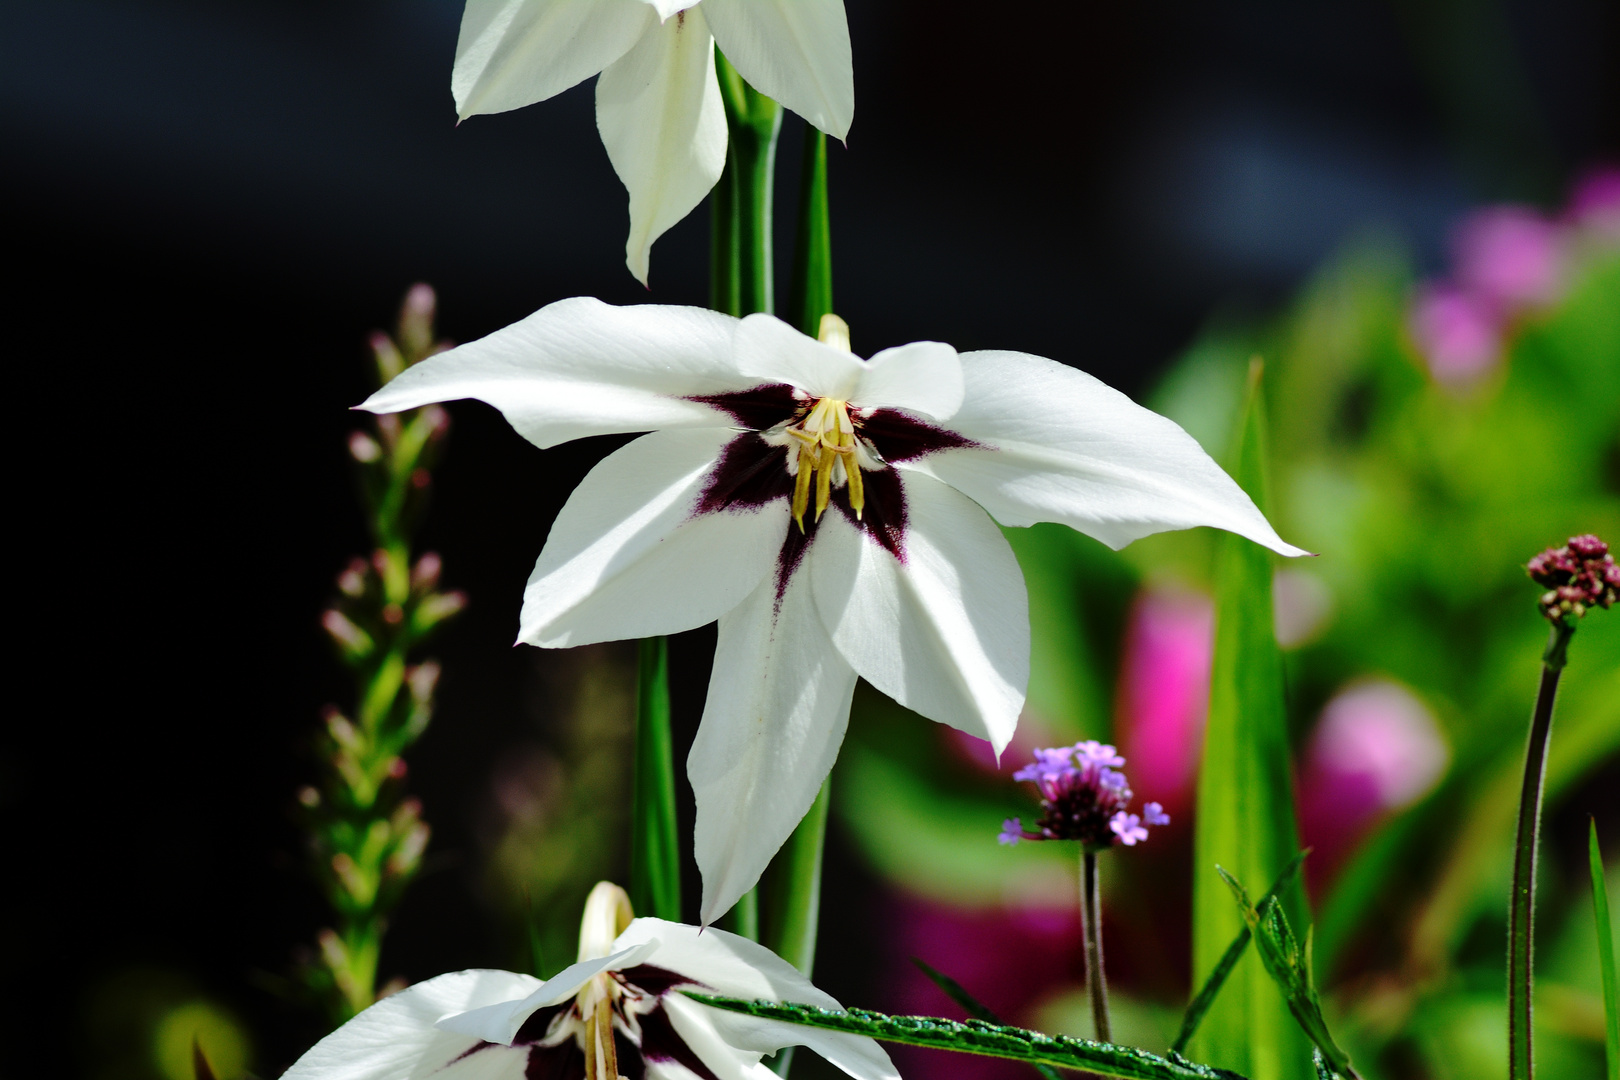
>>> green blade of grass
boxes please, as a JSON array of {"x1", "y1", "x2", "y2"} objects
[
  {"x1": 1592, "y1": 819, "x2": 1618, "y2": 1080},
  {"x1": 1173, "y1": 851, "x2": 1310, "y2": 1054},
  {"x1": 1189, "y1": 360, "x2": 1312, "y2": 1080},
  {"x1": 684, "y1": 995, "x2": 1250, "y2": 1080},
  {"x1": 788, "y1": 124, "x2": 833, "y2": 337}
]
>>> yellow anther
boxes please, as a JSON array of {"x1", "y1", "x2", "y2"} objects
[
  {"x1": 845, "y1": 440, "x2": 865, "y2": 520},
  {"x1": 818, "y1": 313, "x2": 851, "y2": 352},
  {"x1": 787, "y1": 395, "x2": 867, "y2": 528},
  {"x1": 814, "y1": 443, "x2": 837, "y2": 521},
  {"x1": 791, "y1": 444, "x2": 815, "y2": 531}
]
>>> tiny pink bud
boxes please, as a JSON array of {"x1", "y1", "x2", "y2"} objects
[
  {"x1": 348, "y1": 431, "x2": 382, "y2": 463},
  {"x1": 296, "y1": 786, "x2": 321, "y2": 808},
  {"x1": 381, "y1": 603, "x2": 404, "y2": 625},
  {"x1": 411, "y1": 553, "x2": 442, "y2": 590}
]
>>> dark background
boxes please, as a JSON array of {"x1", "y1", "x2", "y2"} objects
[{"x1": 4, "y1": 0, "x2": 1615, "y2": 1075}]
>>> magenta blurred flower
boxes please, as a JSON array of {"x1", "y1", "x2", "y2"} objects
[
  {"x1": 1115, "y1": 587, "x2": 1213, "y2": 813},
  {"x1": 1452, "y1": 205, "x2": 1566, "y2": 312},
  {"x1": 1568, "y1": 165, "x2": 1620, "y2": 240},
  {"x1": 1298, "y1": 680, "x2": 1447, "y2": 887},
  {"x1": 1409, "y1": 282, "x2": 1503, "y2": 385}
]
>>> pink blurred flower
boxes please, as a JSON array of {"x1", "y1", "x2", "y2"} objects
[
  {"x1": 1115, "y1": 587, "x2": 1213, "y2": 815},
  {"x1": 1409, "y1": 282, "x2": 1503, "y2": 385},
  {"x1": 1568, "y1": 165, "x2": 1620, "y2": 240},
  {"x1": 1298, "y1": 680, "x2": 1448, "y2": 890},
  {"x1": 1452, "y1": 205, "x2": 1566, "y2": 312}
]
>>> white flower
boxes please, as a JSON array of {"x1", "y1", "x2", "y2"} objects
[
  {"x1": 453, "y1": 0, "x2": 853, "y2": 284},
  {"x1": 282, "y1": 882, "x2": 894, "y2": 1080},
  {"x1": 361, "y1": 298, "x2": 1308, "y2": 923}
]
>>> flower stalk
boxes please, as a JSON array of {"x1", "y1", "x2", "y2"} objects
[
  {"x1": 1082, "y1": 849, "x2": 1112, "y2": 1043},
  {"x1": 713, "y1": 49, "x2": 783, "y2": 317},
  {"x1": 300, "y1": 285, "x2": 465, "y2": 1023},
  {"x1": 1510, "y1": 534, "x2": 1617, "y2": 1079}
]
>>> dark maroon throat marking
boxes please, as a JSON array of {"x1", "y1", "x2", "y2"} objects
[{"x1": 689, "y1": 383, "x2": 979, "y2": 600}]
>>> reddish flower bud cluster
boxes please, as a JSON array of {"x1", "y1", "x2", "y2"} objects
[{"x1": 1527, "y1": 534, "x2": 1618, "y2": 622}]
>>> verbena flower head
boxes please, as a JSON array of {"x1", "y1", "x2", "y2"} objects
[
  {"x1": 1527, "y1": 533, "x2": 1618, "y2": 623},
  {"x1": 363, "y1": 298, "x2": 1302, "y2": 922},
  {"x1": 452, "y1": 0, "x2": 853, "y2": 284},
  {"x1": 999, "y1": 741, "x2": 1169, "y2": 850},
  {"x1": 281, "y1": 882, "x2": 896, "y2": 1080}
]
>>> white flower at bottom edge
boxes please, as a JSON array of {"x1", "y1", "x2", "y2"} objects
[
  {"x1": 281, "y1": 882, "x2": 895, "y2": 1080},
  {"x1": 360, "y1": 298, "x2": 1310, "y2": 924},
  {"x1": 452, "y1": 0, "x2": 852, "y2": 285}
]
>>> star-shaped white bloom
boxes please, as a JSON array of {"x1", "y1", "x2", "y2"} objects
[
  {"x1": 282, "y1": 883, "x2": 895, "y2": 1080},
  {"x1": 453, "y1": 0, "x2": 853, "y2": 284},
  {"x1": 361, "y1": 298, "x2": 1308, "y2": 923}
]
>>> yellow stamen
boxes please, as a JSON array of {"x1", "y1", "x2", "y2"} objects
[
  {"x1": 791, "y1": 443, "x2": 815, "y2": 531},
  {"x1": 814, "y1": 442, "x2": 836, "y2": 521},
  {"x1": 844, "y1": 439, "x2": 865, "y2": 519}
]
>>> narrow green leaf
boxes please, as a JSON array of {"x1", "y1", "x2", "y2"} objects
[
  {"x1": 1173, "y1": 851, "x2": 1310, "y2": 1054},
  {"x1": 684, "y1": 995, "x2": 1249, "y2": 1080},
  {"x1": 911, "y1": 958, "x2": 1064, "y2": 1080},
  {"x1": 1190, "y1": 360, "x2": 1313, "y2": 1080},
  {"x1": 630, "y1": 637, "x2": 682, "y2": 922},
  {"x1": 761, "y1": 778, "x2": 830, "y2": 974},
  {"x1": 788, "y1": 124, "x2": 833, "y2": 337},
  {"x1": 1592, "y1": 819, "x2": 1619, "y2": 1080},
  {"x1": 1216, "y1": 868, "x2": 1359, "y2": 1080}
]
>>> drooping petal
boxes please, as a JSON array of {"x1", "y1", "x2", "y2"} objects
[
  {"x1": 280, "y1": 969, "x2": 540, "y2": 1080},
  {"x1": 360, "y1": 298, "x2": 745, "y2": 448},
  {"x1": 452, "y1": 0, "x2": 654, "y2": 119},
  {"x1": 810, "y1": 473, "x2": 1027, "y2": 754},
  {"x1": 701, "y1": 0, "x2": 854, "y2": 139},
  {"x1": 734, "y1": 313, "x2": 864, "y2": 400},
  {"x1": 522, "y1": 428, "x2": 787, "y2": 647},
  {"x1": 702, "y1": 1007, "x2": 900, "y2": 1080},
  {"x1": 689, "y1": 572, "x2": 858, "y2": 925},
  {"x1": 916, "y1": 350, "x2": 1311, "y2": 555},
  {"x1": 616, "y1": 919, "x2": 836, "y2": 1004},
  {"x1": 597, "y1": 6, "x2": 727, "y2": 285},
  {"x1": 438, "y1": 943, "x2": 660, "y2": 1045},
  {"x1": 657, "y1": 992, "x2": 777, "y2": 1080},
  {"x1": 851, "y1": 341, "x2": 964, "y2": 420}
]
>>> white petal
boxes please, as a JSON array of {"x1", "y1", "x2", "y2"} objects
[
  {"x1": 359, "y1": 297, "x2": 745, "y2": 449},
  {"x1": 689, "y1": 571, "x2": 857, "y2": 924},
  {"x1": 453, "y1": 0, "x2": 653, "y2": 118},
  {"x1": 597, "y1": 6, "x2": 727, "y2": 285},
  {"x1": 522, "y1": 428, "x2": 787, "y2": 647},
  {"x1": 280, "y1": 969, "x2": 540, "y2": 1080},
  {"x1": 615, "y1": 918, "x2": 838, "y2": 1005},
  {"x1": 702, "y1": 1009, "x2": 900, "y2": 1080},
  {"x1": 809, "y1": 474, "x2": 1027, "y2": 754},
  {"x1": 643, "y1": 0, "x2": 688, "y2": 21},
  {"x1": 659, "y1": 993, "x2": 776, "y2": 1080},
  {"x1": 437, "y1": 943, "x2": 660, "y2": 1045},
  {"x1": 851, "y1": 341, "x2": 963, "y2": 420},
  {"x1": 917, "y1": 351, "x2": 1311, "y2": 555},
  {"x1": 734, "y1": 313, "x2": 864, "y2": 399},
  {"x1": 700, "y1": 0, "x2": 854, "y2": 139}
]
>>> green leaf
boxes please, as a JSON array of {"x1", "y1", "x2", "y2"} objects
[
  {"x1": 1189, "y1": 361, "x2": 1313, "y2": 1080},
  {"x1": 911, "y1": 958, "x2": 1064, "y2": 1080},
  {"x1": 1216, "y1": 868, "x2": 1358, "y2": 1080},
  {"x1": 1173, "y1": 851, "x2": 1310, "y2": 1054},
  {"x1": 760, "y1": 778, "x2": 830, "y2": 975},
  {"x1": 788, "y1": 124, "x2": 832, "y2": 337},
  {"x1": 630, "y1": 637, "x2": 682, "y2": 922},
  {"x1": 1592, "y1": 819, "x2": 1619, "y2": 1080},
  {"x1": 684, "y1": 995, "x2": 1249, "y2": 1080}
]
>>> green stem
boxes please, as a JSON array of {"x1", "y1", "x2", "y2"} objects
[
  {"x1": 1081, "y1": 850, "x2": 1112, "y2": 1043},
  {"x1": 1588, "y1": 819, "x2": 1618, "y2": 1080},
  {"x1": 631, "y1": 637, "x2": 682, "y2": 922},
  {"x1": 1508, "y1": 620, "x2": 1576, "y2": 1080},
  {"x1": 714, "y1": 49, "x2": 782, "y2": 316},
  {"x1": 788, "y1": 125, "x2": 833, "y2": 335},
  {"x1": 761, "y1": 778, "x2": 830, "y2": 973}
]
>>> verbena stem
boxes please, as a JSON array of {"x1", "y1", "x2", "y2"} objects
[
  {"x1": 1082, "y1": 850, "x2": 1112, "y2": 1043},
  {"x1": 1508, "y1": 619, "x2": 1576, "y2": 1080}
]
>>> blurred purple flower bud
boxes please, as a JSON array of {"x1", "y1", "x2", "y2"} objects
[
  {"x1": 1142, "y1": 802, "x2": 1170, "y2": 827},
  {"x1": 1298, "y1": 679, "x2": 1447, "y2": 889},
  {"x1": 370, "y1": 331, "x2": 406, "y2": 383},
  {"x1": 406, "y1": 661, "x2": 441, "y2": 702},
  {"x1": 998, "y1": 818, "x2": 1024, "y2": 846},
  {"x1": 1074, "y1": 740, "x2": 1126, "y2": 768},
  {"x1": 1409, "y1": 282, "x2": 1503, "y2": 385},
  {"x1": 348, "y1": 431, "x2": 382, "y2": 464},
  {"x1": 337, "y1": 558, "x2": 368, "y2": 598},
  {"x1": 399, "y1": 284, "x2": 438, "y2": 359},
  {"x1": 322, "y1": 609, "x2": 372, "y2": 655},
  {"x1": 1273, "y1": 568, "x2": 1334, "y2": 648},
  {"x1": 421, "y1": 403, "x2": 451, "y2": 436},
  {"x1": 1452, "y1": 205, "x2": 1566, "y2": 312},
  {"x1": 1109, "y1": 812, "x2": 1148, "y2": 846},
  {"x1": 411, "y1": 552, "x2": 443, "y2": 590}
]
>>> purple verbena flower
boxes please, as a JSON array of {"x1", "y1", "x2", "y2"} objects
[
  {"x1": 1142, "y1": 802, "x2": 1171, "y2": 827},
  {"x1": 997, "y1": 741, "x2": 1168, "y2": 850}
]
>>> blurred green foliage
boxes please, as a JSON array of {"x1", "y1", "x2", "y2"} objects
[{"x1": 838, "y1": 238, "x2": 1620, "y2": 1078}]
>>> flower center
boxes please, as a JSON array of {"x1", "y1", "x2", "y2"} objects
[{"x1": 787, "y1": 396, "x2": 864, "y2": 530}]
